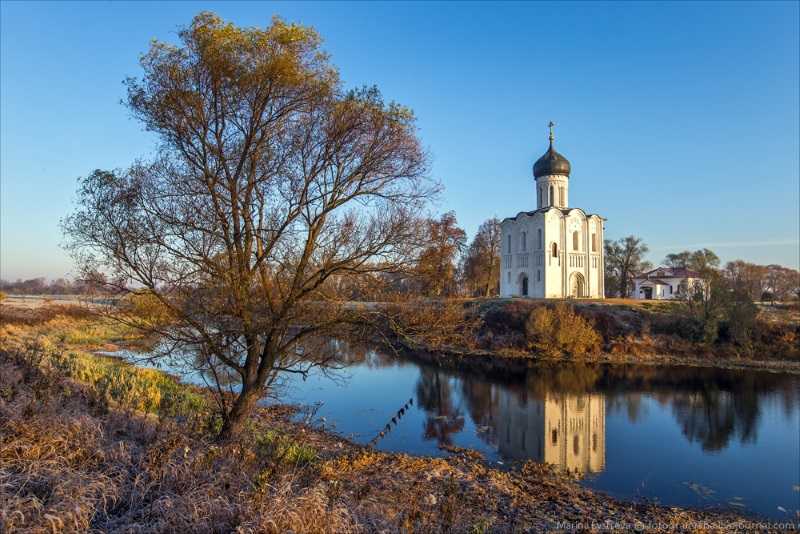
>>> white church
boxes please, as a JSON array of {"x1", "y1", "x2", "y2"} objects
[{"x1": 500, "y1": 124, "x2": 605, "y2": 299}]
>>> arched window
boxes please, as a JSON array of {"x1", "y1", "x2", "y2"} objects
[
  {"x1": 573, "y1": 435, "x2": 580, "y2": 456},
  {"x1": 537, "y1": 228, "x2": 542, "y2": 249},
  {"x1": 549, "y1": 185, "x2": 554, "y2": 206},
  {"x1": 559, "y1": 186, "x2": 564, "y2": 206},
  {"x1": 538, "y1": 187, "x2": 542, "y2": 208},
  {"x1": 551, "y1": 428, "x2": 558, "y2": 445},
  {"x1": 507, "y1": 235, "x2": 511, "y2": 254},
  {"x1": 537, "y1": 270, "x2": 541, "y2": 282},
  {"x1": 592, "y1": 433, "x2": 598, "y2": 452},
  {"x1": 521, "y1": 232, "x2": 526, "y2": 251},
  {"x1": 591, "y1": 233, "x2": 597, "y2": 252},
  {"x1": 551, "y1": 242, "x2": 558, "y2": 258},
  {"x1": 572, "y1": 231, "x2": 579, "y2": 251}
]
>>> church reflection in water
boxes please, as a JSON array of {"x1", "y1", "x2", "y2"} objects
[
  {"x1": 340, "y1": 342, "x2": 797, "y2": 481},
  {"x1": 414, "y1": 366, "x2": 607, "y2": 476},
  {"x1": 494, "y1": 391, "x2": 605, "y2": 474}
]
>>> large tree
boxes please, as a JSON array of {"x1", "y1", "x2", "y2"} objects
[
  {"x1": 724, "y1": 260, "x2": 767, "y2": 300},
  {"x1": 413, "y1": 211, "x2": 467, "y2": 297},
  {"x1": 63, "y1": 13, "x2": 434, "y2": 438},
  {"x1": 763, "y1": 264, "x2": 800, "y2": 302},
  {"x1": 604, "y1": 236, "x2": 651, "y2": 297},
  {"x1": 461, "y1": 217, "x2": 501, "y2": 297}
]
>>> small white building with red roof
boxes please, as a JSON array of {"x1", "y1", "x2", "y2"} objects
[{"x1": 632, "y1": 267, "x2": 703, "y2": 300}]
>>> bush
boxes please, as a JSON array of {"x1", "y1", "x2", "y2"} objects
[
  {"x1": 384, "y1": 300, "x2": 480, "y2": 350},
  {"x1": 651, "y1": 314, "x2": 707, "y2": 342},
  {"x1": 525, "y1": 304, "x2": 601, "y2": 358},
  {"x1": 719, "y1": 295, "x2": 759, "y2": 347},
  {"x1": 122, "y1": 290, "x2": 174, "y2": 324}
]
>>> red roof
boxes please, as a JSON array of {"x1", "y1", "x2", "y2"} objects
[{"x1": 634, "y1": 266, "x2": 700, "y2": 280}]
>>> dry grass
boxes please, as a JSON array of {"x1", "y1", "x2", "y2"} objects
[
  {"x1": 0, "y1": 305, "x2": 756, "y2": 533},
  {"x1": 0, "y1": 349, "x2": 358, "y2": 533}
]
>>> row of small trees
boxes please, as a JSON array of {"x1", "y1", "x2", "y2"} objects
[
  {"x1": 410, "y1": 212, "x2": 502, "y2": 298},
  {"x1": 0, "y1": 271, "x2": 112, "y2": 296},
  {"x1": 322, "y1": 211, "x2": 503, "y2": 301}
]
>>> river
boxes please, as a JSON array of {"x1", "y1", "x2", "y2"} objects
[{"x1": 120, "y1": 342, "x2": 800, "y2": 520}]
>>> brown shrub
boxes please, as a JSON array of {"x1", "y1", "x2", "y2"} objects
[
  {"x1": 525, "y1": 303, "x2": 601, "y2": 358},
  {"x1": 383, "y1": 300, "x2": 481, "y2": 350},
  {"x1": 120, "y1": 290, "x2": 174, "y2": 324}
]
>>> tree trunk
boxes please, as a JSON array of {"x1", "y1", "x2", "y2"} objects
[{"x1": 218, "y1": 382, "x2": 262, "y2": 441}]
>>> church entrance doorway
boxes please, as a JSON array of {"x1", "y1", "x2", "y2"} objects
[
  {"x1": 521, "y1": 275, "x2": 529, "y2": 297},
  {"x1": 643, "y1": 287, "x2": 653, "y2": 300},
  {"x1": 569, "y1": 272, "x2": 585, "y2": 298}
]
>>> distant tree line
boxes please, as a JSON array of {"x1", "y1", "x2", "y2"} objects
[
  {"x1": 0, "y1": 270, "x2": 113, "y2": 295},
  {"x1": 8, "y1": 227, "x2": 797, "y2": 305}
]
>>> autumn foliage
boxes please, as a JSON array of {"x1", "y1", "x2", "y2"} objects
[{"x1": 525, "y1": 303, "x2": 602, "y2": 358}]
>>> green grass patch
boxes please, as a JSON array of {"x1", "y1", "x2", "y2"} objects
[{"x1": 256, "y1": 428, "x2": 317, "y2": 466}]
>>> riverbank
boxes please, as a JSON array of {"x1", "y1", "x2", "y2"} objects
[
  {"x1": 377, "y1": 298, "x2": 800, "y2": 375},
  {"x1": 2, "y1": 304, "x2": 789, "y2": 532}
]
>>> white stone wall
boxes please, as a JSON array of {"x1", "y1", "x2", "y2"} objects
[
  {"x1": 543, "y1": 209, "x2": 563, "y2": 297},
  {"x1": 501, "y1": 208, "x2": 604, "y2": 299},
  {"x1": 500, "y1": 213, "x2": 546, "y2": 298},
  {"x1": 500, "y1": 172, "x2": 604, "y2": 299}
]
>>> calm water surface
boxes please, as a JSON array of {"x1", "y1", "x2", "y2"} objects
[{"x1": 126, "y1": 343, "x2": 800, "y2": 520}]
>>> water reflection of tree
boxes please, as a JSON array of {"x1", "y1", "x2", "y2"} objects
[
  {"x1": 415, "y1": 368, "x2": 465, "y2": 446},
  {"x1": 600, "y1": 367, "x2": 792, "y2": 452},
  {"x1": 670, "y1": 379, "x2": 761, "y2": 451},
  {"x1": 460, "y1": 360, "x2": 796, "y2": 456},
  {"x1": 358, "y1": 345, "x2": 797, "y2": 456},
  {"x1": 606, "y1": 393, "x2": 646, "y2": 423},
  {"x1": 460, "y1": 377, "x2": 498, "y2": 446}
]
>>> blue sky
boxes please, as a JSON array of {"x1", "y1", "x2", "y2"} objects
[{"x1": 2, "y1": 1, "x2": 798, "y2": 280}]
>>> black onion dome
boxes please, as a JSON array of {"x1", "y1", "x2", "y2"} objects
[{"x1": 533, "y1": 141, "x2": 571, "y2": 178}]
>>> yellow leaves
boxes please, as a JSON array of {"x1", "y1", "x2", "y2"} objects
[
  {"x1": 122, "y1": 290, "x2": 174, "y2": 325},
  {"x1": 525, "y1": 304, "x2": 602, "y2": 358}
]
